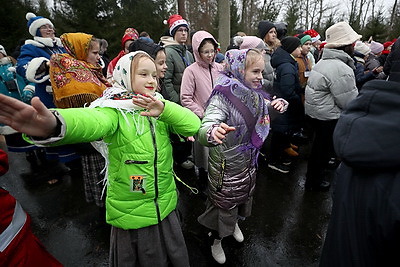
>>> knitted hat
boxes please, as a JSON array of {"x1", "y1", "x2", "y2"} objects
[
  {"x1": 304, "y1": 29, "x2": 321, "y2": 43},
  {"x1": 384, "y1": 41, "x2": 393, "y2": 49},
  {"x1": 233, "y1": 36, "x2": 266, "y2": 50},
  {"x1": 297, "y1": 33, "x2": 312, "y2": 45},
  {"x1": 164, "y1": 14, "x2": 189, "y2": 37},
  {"x1": 354, "y1": 41, "x2": 371, "y2": 56},
  {"x1": 0, "y1": 45, "x2": 6, "y2": 56},
  {"x1": 215, "y1": 53, "x2": 225, "y2": 63},
  {"x1": 325, "y1": 22, "x2": 361, "y2": 48},
  {"x1": 26, "y1": 12, "x2": 53, "y2": 37},
  {"x1": 129, "y1": 39, "x2": 164, "y2": 60},
  {"x1": 281, "y1": 36, "x2": 301, "y2": 54},
  {"x1": 369, "y1": 41, "x2": 384, "y2": 54},
  {"x1": 121, "y1": 28, "x2": 139, "y2": 49},
  {"x1": 257, "y1": 20, "x2": 275, "y2": 39}
]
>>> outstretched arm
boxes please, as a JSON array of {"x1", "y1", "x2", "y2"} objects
[{"x1": 0, "y1": 95, "x2": 57, "y2": 138}]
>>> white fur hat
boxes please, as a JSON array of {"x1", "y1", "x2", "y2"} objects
[
  {"x1": 325, "y1": 21, "x2": 362, "y2": 48},
  {"x1": 26, "y1": 12, "x2": 54, "y2": 37}
]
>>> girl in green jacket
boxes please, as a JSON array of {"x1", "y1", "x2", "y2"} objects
[{"x1": 0, "y1": 51, "x2": 201, "y2": 267}]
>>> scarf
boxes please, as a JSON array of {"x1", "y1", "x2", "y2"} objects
[
  {"x1": 50, "y1": 33, "x2": 110, "y2": 108},
  {"x1": 89, "y1": 51, "x2": 160, "y2": 196},
  {"x1": 210, "y1": 49, "x2": 270, "y2": 151}
]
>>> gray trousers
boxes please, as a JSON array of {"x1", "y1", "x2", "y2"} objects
[{"x1": 109, "y1": 210, "x2": 190, "y2": 267}]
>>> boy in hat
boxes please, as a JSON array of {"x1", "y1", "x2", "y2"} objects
[
  {"x1": 268, "y1": 36, "x2": 303, "y2": 173},
  {"x1": 304, "y1": 29, "x2": 321, "y2": 65},
  {"x1": 162, "y1": 14, "x2": 195, "y2": 170}
]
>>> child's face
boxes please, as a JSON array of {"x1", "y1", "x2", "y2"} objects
[
  {"x1": 301, "y1": 41, "x2": 312, "y2": 56},
  {"x1": 199, "y1": 42, "x2": 215, "y2": 64},
  {"x1": 131, "y1": 58, "x2": 158, "y2": 95},
  {"x1": 244, "y1": 57, "x2": 264, "y2": 89},
  {"x1": 86, "y1": 41, "x2": 100, "y2": 65},
  {"x1": 264, "y1": 28, "x2": 277, "y2": 44},
  {"x1": 155, "y1": 50, "x2": 167, "y2": 78}
]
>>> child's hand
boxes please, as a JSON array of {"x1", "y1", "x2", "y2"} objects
[
  {"x1": 271, "y1": 98, "x2": 288, "y2": 113},
  {"x1": 132, "y1": 94, "x2": 165, "y2": 117},
  {"x1": 187, "y1": 136, "x2": 195, "y2": 142},
  {"x1": 0, "y1": 95, "x2": 57, "y2": 137},
  {"x1": 212, "y1": 123, "x2": 236, "y2": 144}
]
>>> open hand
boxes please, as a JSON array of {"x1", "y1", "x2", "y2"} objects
[
  {"x1": 132, "y1": 94, "x2": 164, "y2": 117},
  {"x1": 0, "y1": 95, "x2": 57, "y2": 137}
]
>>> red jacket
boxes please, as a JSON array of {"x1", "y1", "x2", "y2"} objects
[{"x1": 0, "y1": 149, "x2": 62, "y2": 266}]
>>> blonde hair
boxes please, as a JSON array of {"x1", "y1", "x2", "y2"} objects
[
  {"x1": 130, "y1": 52, "x2": 157, "y2": 88},
  {"x1": 245, "y1": 49, "x2": 264, "y2": 70}
]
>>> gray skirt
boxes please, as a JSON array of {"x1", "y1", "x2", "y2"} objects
[
  {"x1": 197, "y1": 197, "x2": 253, "y2": 238},
  {"x1": 109, "y1": 210, "x2": 190, "y2": 267}
]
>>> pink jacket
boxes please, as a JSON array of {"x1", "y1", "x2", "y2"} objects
[{"x1": 180, "y1": 31, "x2": 223, "y2": 118}]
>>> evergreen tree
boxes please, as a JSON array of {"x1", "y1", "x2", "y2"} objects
[{"x1": 362, "y1": 10, "x2": 388, "y2": 42}]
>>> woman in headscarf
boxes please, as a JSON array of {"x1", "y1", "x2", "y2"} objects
[{"x1": 50, "y1": 32, "x2": 110, "y2": 211}]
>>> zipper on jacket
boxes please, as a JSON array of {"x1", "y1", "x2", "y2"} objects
[
  {"x1": 149, "y1": 117, "x2": 162, "y2": 223},
  {"x1": 209, "y1": 64, "x2": 214, "y2": 89},
  {"x1": 124, "y1": 160, "x2": 149, "y2": 164},
  {"x1": 217, "y1": 158, "x2": 226, "y2": 192}
]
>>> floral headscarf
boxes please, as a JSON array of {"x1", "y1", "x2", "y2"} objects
[
  {"x1": 61, "y1": 33, "x2": 93, "y2": 62},
  {"x1": 210, "y1": 49, "x2": 270, "y2": 151},
  {"x1": 50, "y1": 32, "x2": 110, "y2": 108},
  {"x1": 112, "y1": 51, "x2": 149, "y2": 92}
]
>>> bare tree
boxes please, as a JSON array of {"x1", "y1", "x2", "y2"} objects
[{"x1": 218, "y1": 0, "x2": 230, "y2": 52}]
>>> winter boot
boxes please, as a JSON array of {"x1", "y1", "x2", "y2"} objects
[
  {"x1": 233, "y1": 223, "x2": 244, "y2": 242},
  {"x1": 211, "y1": 238, "x2": 226, "y2": 264}
]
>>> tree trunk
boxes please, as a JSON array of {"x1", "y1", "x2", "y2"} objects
[
  {"x1": 218, "y1": 0, "x2": 230, "y2": 53},
  {"x1": 177, "y1": 0, "x2": 186, "y2": 18}
]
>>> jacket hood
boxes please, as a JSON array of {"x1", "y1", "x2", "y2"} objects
[
  {"x1": 333, "y1": 80, "x2": 400, "y2": 170},
  {"x1": 321, "y1": 48, "x2": 355, "y2": 69},
  {"x1": 270, "y1": 46, "x2": 296, "y2": 68},
  {"x1": 160, "y1": 36, "x2": 179, "y2": 47},
  {"x1": 191, "y1": 31, "x2": 218, "y2": 67}
]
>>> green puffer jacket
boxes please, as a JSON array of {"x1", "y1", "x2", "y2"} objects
[
  {"x1": 47, "y1": 100, "x2": 200, "y2": 229},
  {"x1": 163, "y1": 44, "x2": 194, "y2": 104}
]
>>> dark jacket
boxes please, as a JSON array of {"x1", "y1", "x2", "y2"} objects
[
  {"x1": 163, "y1": 44, "x2": 194, "y2": 104},
  {"x1": 353, "y1": 52, "x2": 375, "y2": 90},
  {"x1": 270, "y1": 47, "x2": 302, "y2": 134},
  {"x1": 320, "y1": 80, "x2": 400, "y2": 267},
  {"x1": 383, "y1": 38, "x2": 400, "y2": 82}
]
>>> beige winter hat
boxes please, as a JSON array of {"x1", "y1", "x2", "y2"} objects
[{"x1": 325, "y1": 21, "x2": 362, "y2": 48}]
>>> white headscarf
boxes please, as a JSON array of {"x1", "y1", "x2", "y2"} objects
[{"x1": 112, "y1": 51, "x2": 150, "y2": 92}]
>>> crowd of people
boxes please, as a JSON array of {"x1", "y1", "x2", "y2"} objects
[{"x1": 0, "y1": 10, "x2": 399, "y2": 267}]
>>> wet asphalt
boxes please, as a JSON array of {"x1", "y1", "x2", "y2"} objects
[{"x1": 0, "y1": 136, "x2": 334, "y2": 267}]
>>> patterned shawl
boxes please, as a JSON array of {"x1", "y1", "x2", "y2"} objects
[
  {"x1": 210, "y1": 49, "x2": 271, "y2": 150},
  {"x1": 50, "y1": 32, "x2": 110, "y2": 108}
]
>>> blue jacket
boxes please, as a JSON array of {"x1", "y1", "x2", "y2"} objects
[{"x1": 16, "y1": 38, "x2": 65, "y2": 108}]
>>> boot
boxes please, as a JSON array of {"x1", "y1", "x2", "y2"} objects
[
  {"x1": 290, "y1": 143, "x2": 299, "y2": 150},
  {"x1": 233, "y1": 223, "x2": 244, "y2": 242},
  {"x1": 284, "y1": 147, "x2": 299, "y2": 157},
  {"x1": 211, "y1": 238, "x2": 226, "y2": 264},
  {"x1": 25, "y1": 150, "x2": 39, "y2": 171}
]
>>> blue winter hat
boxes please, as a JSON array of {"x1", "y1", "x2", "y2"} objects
[
  {"x1": 26, "y1": 12, "x2": 54, "y2": 37},
  {"x1": 215, "y1": 52, "x2": 225, "y2": 63}
]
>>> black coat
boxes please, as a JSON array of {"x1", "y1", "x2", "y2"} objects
[
  {"x1": 320, "y1": 80, "x2": 400, "y2": 266},
  {"x1": 383, "y1": 38, "x2": 400, "y2": 82},
  {"x1": 270, "y1": 47, "x2": 303, "y2": 134}
]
